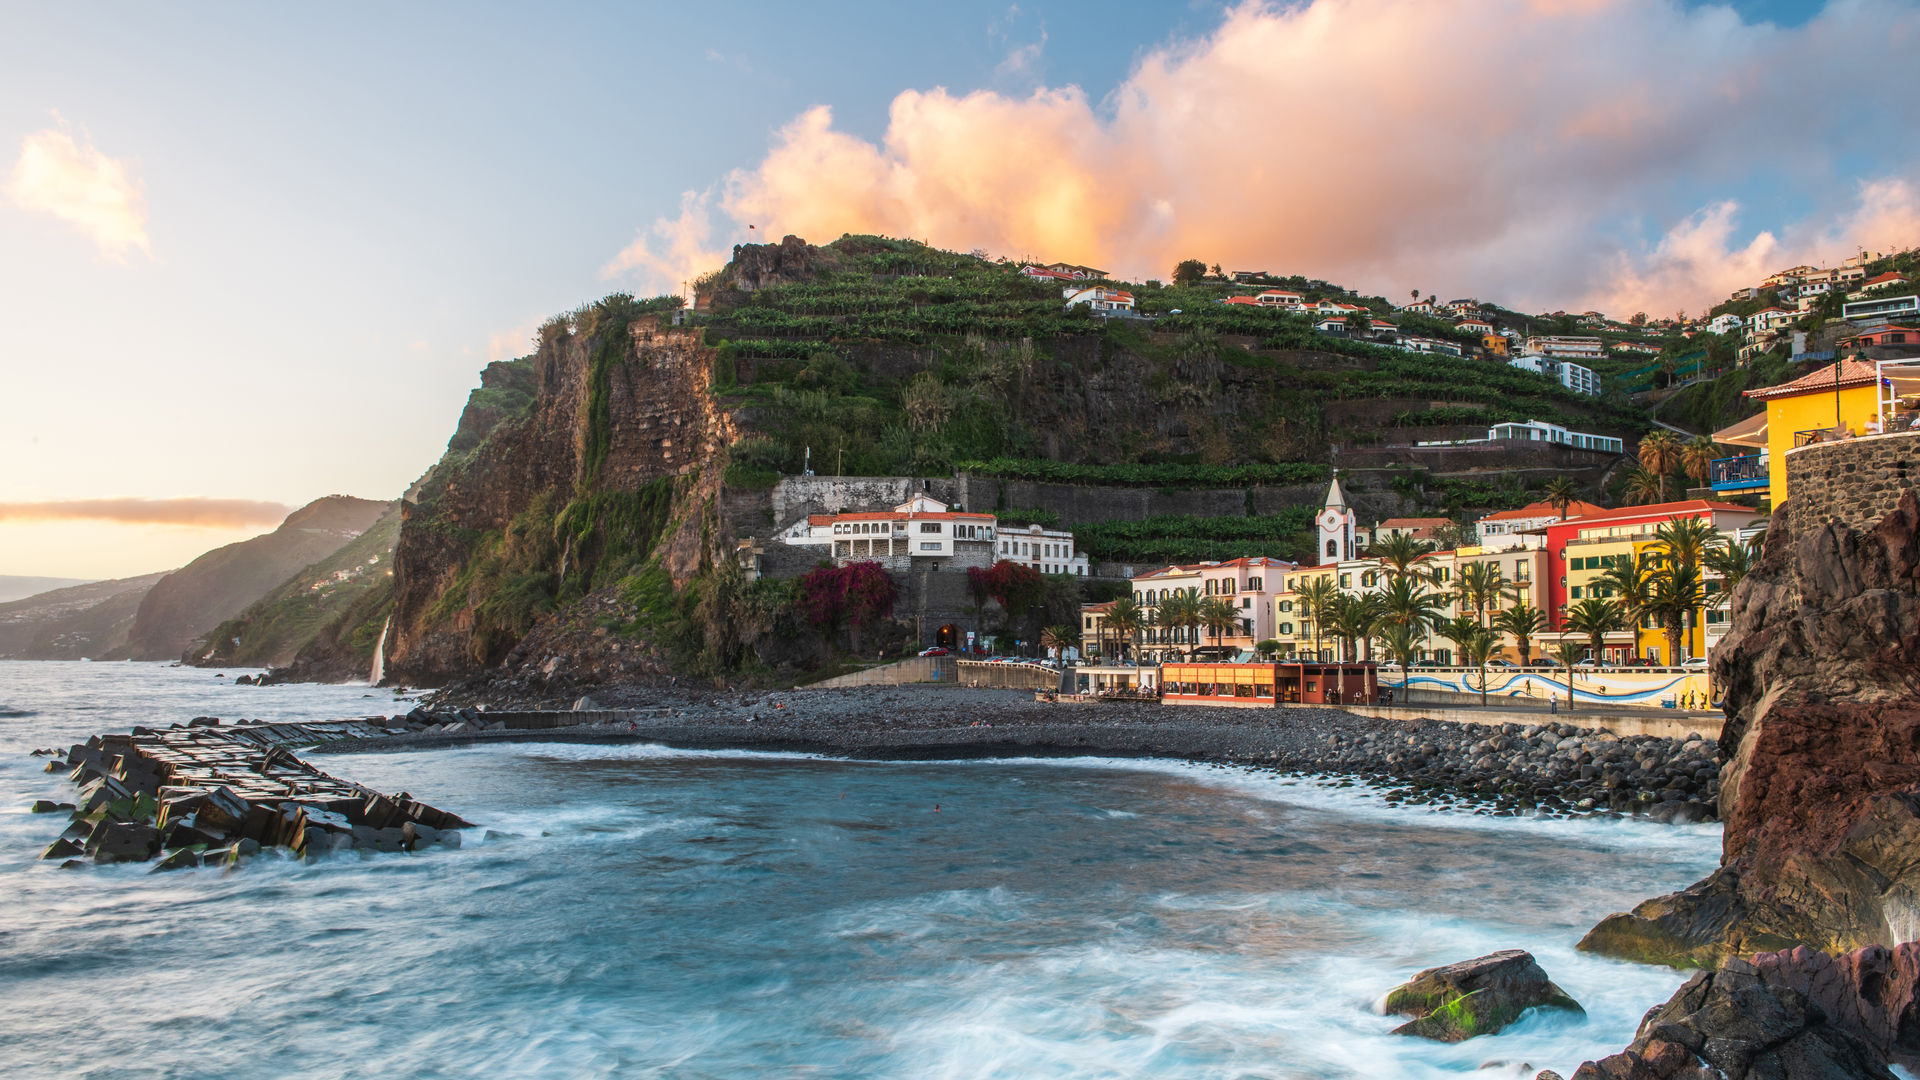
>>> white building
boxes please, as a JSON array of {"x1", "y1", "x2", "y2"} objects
[
  {"x1": 1707, "y1": 313, "x2": 1745, "y2": 335},
  {"x1": 783, "y1": 495, "x2": 1002, "y2": 571},
  {"x1": 1417, "y1": 419, "x2": 1624, "y2": 455},
  {"x1": 1509, "y1": 353, "x2": 1602, "y2": 396},
  {"x1": 996, "y1": 523, "x2": 1091, "y2": 576},
  {"x1": 1523, "y1": 335, "x2": 1605, "y2": 360},
  {"x1": 1064, "y1": 285, "x2": 1135, "y2": 312},
  {"x1": 1475, "y1": 498, "x2": 1607, "y2": 550},
  {"x1": 1316, "y1": 477, "x2": 1359, "y2": 564}
]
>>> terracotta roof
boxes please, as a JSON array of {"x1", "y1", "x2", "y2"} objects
[
  {"x1": 1375, "y1": 517, "x2": 1452, "y2": 528},
  {"x1": 810, "y1": 510, "x2": 993, "y2": 524},
  {"x1": 1480, "y1": 499, "x2": 1607, "y2": 522},
  {"x1": 1744, "y1": 358, "x2": 1882, "y2": 400},
  {"x1": 1222, "y1": 295, "x2": 1260, "y2": 306},
  {"x1": 1552, "y1": 499, "x2": 1756, "y2": 524},
  {"x1": 1868, "y1": 272, "x2": 1910, "y2": 285}
]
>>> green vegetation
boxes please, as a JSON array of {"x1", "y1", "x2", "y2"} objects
[
  {"x1": 1655, "y1": 352, "x2": 1796, "y2": 434},
  {"x1": 957, "y1": 458, "x2": 1329, "y2": 487},
  {"x1": 196, "y1": 504, "x2": 401, "y2": 668},
  {"x1": 1074, "y1": 509, "x2": 1318, "y2": 564}
]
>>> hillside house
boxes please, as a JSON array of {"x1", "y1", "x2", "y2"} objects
[
  {"x1": 1523, "y1": 335, "x2": 1605, "y2": 360},
  {"x1": 1255, "y1": 289, "x2": 1304, "y2": 309},
  {"x1": 1455, "y1": 316, "x2": 1495, "y2": 334},
  {"x1": 997, "y1": 523, "x2": 1090, "y2": 576},
  {"x1": 1867, "y1": 271, "x2": 1912, "y2": 293},
  {"x1": 1509, "y1": 354, "x2": 1602, "y2": 396},
  {"x1": 1708, "y1": 313, "x2": 1745, "y2": 335},
  {"x1": 1063, "y1": 285, "x2": 1135, "y2": 312}
]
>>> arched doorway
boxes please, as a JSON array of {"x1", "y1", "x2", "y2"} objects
[{"x1": 937, "y1": 624, "x2": 960, "y2": 649}]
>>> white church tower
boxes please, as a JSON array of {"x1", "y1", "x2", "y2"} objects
[{"x1": 1316, "y1": 475, "x2": 1357, "y2": 565}]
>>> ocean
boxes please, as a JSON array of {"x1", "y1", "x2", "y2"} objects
[{"x1": 0, "y1": 661, "x2": 1722, "y2": 1079}]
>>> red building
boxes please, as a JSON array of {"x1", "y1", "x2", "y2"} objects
[{"x1": 1538, "y1": 500, "x2": 1765, "y2": 632}]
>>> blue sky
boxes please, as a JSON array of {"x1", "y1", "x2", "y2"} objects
[{"x1": 0, "y1": 0, "x2": 1900, "y2": 577}]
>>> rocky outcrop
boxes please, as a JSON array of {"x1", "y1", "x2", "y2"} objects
[
  {"x1": 1581, "y1": 486, "x2": 1920, "y2": 967},
  {"x1": 1552, "y1": 958, "x2": 1895, "y2": 1080},
  {"x1": 386, "y1": 302, "x2": 734, "y2": 686},
  {"x1": 1384, "y1": 950, "x2": 1582, "y2": 1041},
  {"x1": 701, "y1": 235, "x2": 839, "y2": 306}
]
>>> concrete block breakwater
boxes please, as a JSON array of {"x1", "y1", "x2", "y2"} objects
[{"x1": 30, "y1": 717, "x2": 473, "y2": 871}]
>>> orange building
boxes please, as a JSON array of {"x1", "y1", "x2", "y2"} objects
[{"x1": 1161, "y1": 661, "x2": 1377, "y2": 707}]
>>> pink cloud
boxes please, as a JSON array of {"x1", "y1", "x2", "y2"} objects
[{"x1": 609, "y1": 0, "x2": 1920, "y2": 313}]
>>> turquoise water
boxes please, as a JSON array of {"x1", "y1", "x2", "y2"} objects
[{"x1": 0, "y1": 662, "x2": 1721, "y2": 1079}]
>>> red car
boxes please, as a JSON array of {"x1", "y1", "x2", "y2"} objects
[{"x1": 918, "y1": 646, "x2": 950, "y2": 656}]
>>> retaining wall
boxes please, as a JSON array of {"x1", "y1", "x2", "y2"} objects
[
  {"x1": 1785, "y1": 430, "x2": 1918, "y2": 530},
  {"x1": 812, "y1": 656, "x2": 958, "y2": 688}
]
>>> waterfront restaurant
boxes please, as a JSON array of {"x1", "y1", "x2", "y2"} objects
[{"x1": 1161, "y1": 661, "x2": 1377, "y2": 707}]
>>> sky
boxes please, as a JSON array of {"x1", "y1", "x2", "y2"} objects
[{"x1": 2, "y1": 0, "x2": 1911, "y2": 579}]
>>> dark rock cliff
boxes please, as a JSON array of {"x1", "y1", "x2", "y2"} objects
[
  {"x1": 385, "y1": 304, "x2": 734, "y2": 686},
  {"x1": 1581, "y1": 477, "x2": 1920, "y2": 968}
]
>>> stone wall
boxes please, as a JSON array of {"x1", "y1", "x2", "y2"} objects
[{"x1": 1784, "y1": 431, "x2": 1919, "y2": 530}]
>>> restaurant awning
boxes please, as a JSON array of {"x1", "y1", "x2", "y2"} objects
[{"x1": 1713, "y1": 410, "x2": 1768, "y2": 449}]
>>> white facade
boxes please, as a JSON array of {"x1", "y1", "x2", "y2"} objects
[
  {"x1": 1316, "y1": 478, "x2": 1358, "y2": 564},
  {"x1": 1708, "y1": 313, "x2": 1745, "y2": 335},
  {"x1": 996, "y1": 524, "x2": 1091, "y2": 576},
  {"x1": 784, "y1": 495, "x2": 1000, "y2": 567},
  {"x1": 1417, "y1": 419, "x2": 1624, "y2": 454},
  {"x1": 1523, "y1": 335, "x2": 1605, "y2": 360},
  {"x1": 1509, "y1": 354, "x2": 1601, "y2": 396},
  {"x1": 1063, "y1": 285, "x2": 1135, "y2": 312}
]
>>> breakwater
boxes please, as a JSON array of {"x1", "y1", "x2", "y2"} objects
[{"x1": 32, "y1": 715, "x2": 472, "y2": 870}]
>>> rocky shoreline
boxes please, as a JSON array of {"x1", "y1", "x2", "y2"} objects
[{"x1": 320, "y1": 685, "x2": 1723, "y2": 823}]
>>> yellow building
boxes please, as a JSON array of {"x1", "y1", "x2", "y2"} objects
[{"x1": 1741, "y1": 358, "x2": 1886, "y2": 507}]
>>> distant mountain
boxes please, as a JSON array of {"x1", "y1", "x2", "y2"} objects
[
  {"x1": 121, "y1": 495, "x2": 391, "y2": 661},
  {"x1": 0, "y1": 572, "x2": 172, "y2": 659},
  {"x1": 190, "y1": 502, "x2": 400, "y2": 671},
  {"x1": 0, "y1": 576, "x2": 96, "y2": 604}
]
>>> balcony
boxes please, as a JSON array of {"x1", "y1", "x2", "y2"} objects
[{"x1": 1709, "y1": 453, "x2": 1769, "y2": 492}]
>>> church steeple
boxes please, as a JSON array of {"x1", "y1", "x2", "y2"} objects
[{"x1": 1317, "y1": 473, "x2": 1357, "y2": 564}]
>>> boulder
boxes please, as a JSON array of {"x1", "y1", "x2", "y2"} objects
[
  {"x1": 1583, "y1": 491, "x2": 1920, "y2": 968},
  {"x1": 41, "y1": 837, "x2": 82, "y2": 860},
  {"x1": 149, "y1": 848, "x2": 202, "y2": 873},
  {"x1": 87, "y1": 821, "x2": 160, "y2": 863},
  {"x1": 1558, "y1": 959, "x2": 1894, "y2": 1079},
  {"x1": 28, "y1": 800, "x2": 68, "y2": 813},
  {"x1": 1384, "y1": 950, "x2": 1582, "y2": 1042}
]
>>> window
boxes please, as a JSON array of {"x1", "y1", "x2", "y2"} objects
[
  {"x1": 1249, "y1": 576, "x2": 1262, "y2": 591},
  {"x1": 1326, "y1": 539, "x2": 1338, "y2": 556},
  {"x1": 920, "y1": 542, "x2": 939, "y2": 551},
  {"x1": 1279, "y1": 600, "x2": 1293, "y2": 612},
  {"x1": 1085, "y1": 617, "x2": 1092, "y2": 629},
  {"x1": 1280, "y1": 622, "x2": 1293, "y2": 635},
  {"x1": 920, "y1": 522, "x2": 941, "y2": 534},
  {"x1": 1570, "y1": 586, "x2": 1583, "y2": 599},
  {"x1": 1340, "y1": 574, "x2": 1351, "y2": 587}
]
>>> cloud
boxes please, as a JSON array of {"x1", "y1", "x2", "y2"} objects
[
  {"x1": 614, "y1": 0, "x2": 1920, "y2": 312},
  {"x1": 602, "y1": 189, "x2": 732, "y2": 296},
  {"x1": 0, "y1": 498, "x2": 290, "y2": 528},
  {"x1": 6, "y1": 123, "x2": 151, "y2": 260}
]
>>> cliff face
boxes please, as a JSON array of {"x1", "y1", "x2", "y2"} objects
[
  {"x1": 1581, "y1": 439, "x2": 1920, "y2": 968},
  {"x1": 121, "y1": 496, "x2": 390, "y2": 661},
  {"x1": 385, "y1": 303, "x2": 734, "y2": 686}
]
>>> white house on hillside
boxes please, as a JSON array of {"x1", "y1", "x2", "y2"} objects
[{"x1": 1064, "y1": 285, "x2": 1135, "y2": 312}]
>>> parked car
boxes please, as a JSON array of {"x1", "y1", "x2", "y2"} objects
[
  {"x1": 918, "y1": 646, "x2": 950, "y2": 657},
  {"x1": 1682, "y1": 656, "x2": 1709, "y2": 669},
  {"x1": 1485, "y1": 659, "x2": 1518, "y2": 668}
]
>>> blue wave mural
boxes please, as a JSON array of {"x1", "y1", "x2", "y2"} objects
[{"x1": 1381, "y1": 670, "x2": 1699, "y2": 704}]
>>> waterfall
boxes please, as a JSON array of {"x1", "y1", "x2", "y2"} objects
[{"x1": 369, "y1": 616, "x2": 391, "y2": 686}]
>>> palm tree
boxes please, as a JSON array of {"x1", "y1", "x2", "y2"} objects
[
  {"x1": 1040, "y1": 625, "x2": 1075, "y2": 661},
  {"x1": 1652, "y1": 517, "x2": 1718, "y2": 571},
  {"x1": 1439, "y1": 617, "x2": 1501, "y2": 706},
  {"x1": 1453, "y1": 561, "x2": 1506, "y2": 627},
  {"x1": 1157, "y1": 590, "x2": 1201, "y2": 659},
  {"x1": 1703, "y1": 535, "x2": 1759, "y2": 606},
  {"x1": 1367, "y1": 531, "x2": 1437, "y2": 582},
  {"x1": 1492, "y1": 604, "x2": 1547, "y2": 665},
  {"x1": 1296, "y1": 576, "x2": 1339, "y2": 662},
  {"x1": 1104, "y1": 596, "x2": 1143, "y2": 662},
  {"x1": 1376, "y1": 574, "x2": 1448, "y2": 637},
  {"x1": 1563, "y1": 597, "x2": 1623, "y2": 665},
  {"x1": 1542, "y1": 476, "x2": 1580, "y2": 520},
  {"x1": 1378, "y1": 622, "x2": 1422, "y2": 698},
  {"x1": 1199, "y1": 596, "x2": 1240, "y2": 655},
  {"x1": 1638, "y1": 431, "x2": 1682, "y2": 501},
  {"x1": 1322, "y1": 593, "x2": 1383, "y2": 703},
  {"x1": 1596, "y1": 552, "x2": 1658, "y2": 656},
  {"x1": 1680, "y1": 435, "x2": 1720, "y2": 489},
  {"x1": 1622, "y1": 467, "x2": 1664, "y2": 506},
  {"x1": 1648, "y1": 561, "x2": 1706, "y2": 666},
  {"x1": 1547, "y1": 640, "x2": 1586, "y2": 711}
]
